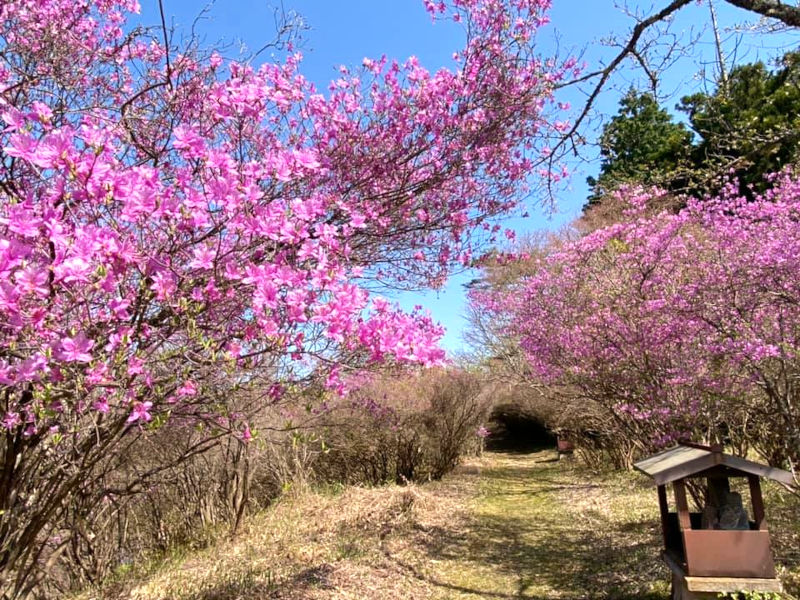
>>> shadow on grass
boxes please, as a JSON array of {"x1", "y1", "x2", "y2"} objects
[
  {"x1": 386, "y1": 453, "x2": 669, "y2": 600},
  {"x1": 166, "y1": 452, "x2": 672, "y2": 600},
  {"x1": 392, "y1": 521, "x2": 667, "y2": 599},
  {"x1": 192, "y1": 563, "x2": 336, "y2": 599}
]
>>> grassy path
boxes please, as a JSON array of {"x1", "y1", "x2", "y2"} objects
[
  {"x1": 383, "y1": 451, "x2": 669, "y2": 599},
  {"x1": 91, "y1": 450, "x2": 798, "y2": 599}
]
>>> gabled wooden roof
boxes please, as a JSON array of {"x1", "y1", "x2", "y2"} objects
[{"x1": 633, "y1": 444, "x2": 794, "y2": 486}]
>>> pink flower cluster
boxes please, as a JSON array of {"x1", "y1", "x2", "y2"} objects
[
  {"x1": 0, "y1": 0, "x2": 571, "y2": 434},
  {"x1": 473, "y1": 175, "x2": 800, "y2": 452}
]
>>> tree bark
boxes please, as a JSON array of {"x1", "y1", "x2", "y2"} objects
[{"x1": 724, "y1": 0, "x2": 800, "y2": 27}]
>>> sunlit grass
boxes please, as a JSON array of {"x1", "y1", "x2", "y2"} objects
[
  {"x1": 387, "y1": 452, "x2": 671, "y2": 599},
  {"x1": 75, "y1": 451, "x2": 799, "y2": 600}
]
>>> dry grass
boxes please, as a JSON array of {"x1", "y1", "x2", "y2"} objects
[
  {"x1": 76, "y1": 451, "x2": 800, "y2": 600},
  {"x1": 80, "y1": 483, "x2": 436, "y2": 600},
  {"x1": 767, "y1": 480, "x2": 800, "y2": 596},
  {"x1": 383, "y1": 453, "x2": 670, "y2": 599}
]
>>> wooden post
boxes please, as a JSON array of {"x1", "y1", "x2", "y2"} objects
[
  {"x1": 674, "y1": 479, "x2": 691, "y2": 531},
  {"x1": 748, "y1": 475, "x2": 767, "y2": 530},
  {"x1": 658, "y1": 484, "x2": 670, "y2": 547}
]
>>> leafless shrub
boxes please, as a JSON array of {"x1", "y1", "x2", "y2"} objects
[{"x1": 312, "y1": 369, "x2": 493, "y2": 485}]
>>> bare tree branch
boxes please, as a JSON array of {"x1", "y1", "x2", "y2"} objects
[
  {"x1": 725, "y1": 0, "x2": 800, "y2": 27},
  {"x1": 550, "y1": 0, "x2": 693, "y2": 168},
  {"x1": 549, "y1": 0, "x2": 799, "y2": 179},
  {"x1": 158, "y1": 0, "x2": 173, "y2": 90}
]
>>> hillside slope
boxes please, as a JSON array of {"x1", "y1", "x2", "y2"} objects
[{"x1": 81, "y1": 451, "x2": 798, "y2": 599}]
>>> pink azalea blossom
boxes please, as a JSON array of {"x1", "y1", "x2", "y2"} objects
[
  {"x1": 59, "y1": 332, "x2": 94, "y2": 363},
  {"x1": 2, "y1": 412, "x2": 21, "y2": 431},
  {"x1": 0, "y1": 0, "x2": 579, "y2": 587},
  {"x1": 189, "y1": 247, "x2": 216, "y2": 270},
  {"x1": 176, "y1": 380, "x2": 197, "y2": 397},
  {"x1": 292, "y1": 148, "x2": 321, "y2": 170},
  {"x1": 93, "y1": 397, "x2": 110, "y2": 413},
  {"x1": 14, "y1": 267, "x2": 48, "y2": 297},
  {"x1": 127, "y1": 401, "x2": 153, "y2": 423},
  {"x1": 109, "y1": 298, "x2": 131, "y2": 320}
]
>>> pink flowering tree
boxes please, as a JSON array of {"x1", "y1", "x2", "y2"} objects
[
  {"x1": 472, "y1": 176, "x2": 800, "y2": 469},
  {"x1": 0, "y1": 0, "x2": 574, "y2": 594}
]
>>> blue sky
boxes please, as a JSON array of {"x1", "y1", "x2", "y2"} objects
[{"x1": 138, "y1": 1, "x2": 798, "y2": 355}]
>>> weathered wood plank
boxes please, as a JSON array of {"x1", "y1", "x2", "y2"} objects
[
  {"x1": 663, "y1": 550, "x2": 783, "y2": 594},
  {"x1": 748, "y1": 474, "x2": 767, "y2": 530},
  {"x1": 684, "y1": 576, "x2": 782, "y2": 593},
  {"x1": 673, "y1": 480, "x2": 691, "y2": 531}
]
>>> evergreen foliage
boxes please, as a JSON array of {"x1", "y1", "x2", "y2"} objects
[
  {"x1": 586, "y1": 52, "x2": 800, "y2": 209},
  {"x1": 586, "y1": 90, "x2": 693, "y2": 209}
]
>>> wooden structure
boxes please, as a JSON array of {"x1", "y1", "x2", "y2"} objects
[
  {"x1": 556, "y1": 436, "x2": 575, "y2": 459},
  {"x1": 634, "y1": 443, "x2": 793, "y2": 599}
]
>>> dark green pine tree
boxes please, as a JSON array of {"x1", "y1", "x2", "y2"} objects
[
  {"x1": 585, "y1": 89, "x2": 694, "y2": 211},
  {"x1": 679, "y1": 51, "x2": 800, "y2": 198},
  {"x1": 586, "y1": 53, "x2": 800, "y2": 212}
]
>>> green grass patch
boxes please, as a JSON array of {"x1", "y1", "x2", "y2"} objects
[{"x1": 75, "y1": 451, "x2": 799, "y2": 600}]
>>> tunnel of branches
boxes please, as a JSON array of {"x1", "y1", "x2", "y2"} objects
[{"x1": 485, "y1": 403, "x2": 556, "y2": 453}]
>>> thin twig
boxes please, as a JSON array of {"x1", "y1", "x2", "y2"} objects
[{"x1": 158, "y1": 0, "x2": 173, "y2": 90}]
